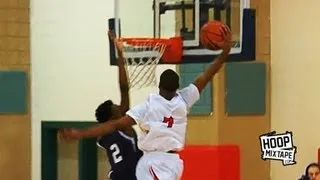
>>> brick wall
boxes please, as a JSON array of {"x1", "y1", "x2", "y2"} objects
[{"x1": 0, "y1": 0, "x2": 31, "y2": 179}]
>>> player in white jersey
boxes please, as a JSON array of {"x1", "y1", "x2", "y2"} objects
[{"x1": 59, "y1": 25, "x2": 231, "y2": 180}]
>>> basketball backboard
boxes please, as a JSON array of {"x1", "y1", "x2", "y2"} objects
[{"x1": 109, "y1": 0, "x2": 255, "y2": 65}]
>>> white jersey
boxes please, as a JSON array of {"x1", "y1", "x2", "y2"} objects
[{"x1": 126, "y1": 83, "x2": 200, "y2": 152}]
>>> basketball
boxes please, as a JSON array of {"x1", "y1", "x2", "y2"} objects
[{"x1": 200, "y1": 20, "x2": 229, "y2": 50}]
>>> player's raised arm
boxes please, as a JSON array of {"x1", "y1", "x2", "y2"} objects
[
  {"x1": 193, "y1": 25, "x2": 232, "y2": 93},
  {"x1": 109, "y1": 31, "x2": 130, "y2": 113}
]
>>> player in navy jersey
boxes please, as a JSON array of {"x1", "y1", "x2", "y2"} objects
[
  {"x1": 96, "y1": 129, "x2": 142, "y2": 179},
  {"x1": 93, "y1": 31, "x2": 142, "y2": 179}
]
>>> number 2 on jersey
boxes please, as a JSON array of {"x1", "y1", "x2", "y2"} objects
[
  {"x1": 109, "y1": 143, "x2": 123, "y2": 164},
  {"x1": 163, "y1": 116, "x2": 174, "y2": 128}
]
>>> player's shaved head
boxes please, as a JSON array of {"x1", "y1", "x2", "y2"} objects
[{"x1": 159, "y1": 69, "x2": 179, "y2": 92}]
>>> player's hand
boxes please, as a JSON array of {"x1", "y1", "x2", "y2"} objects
[
  {"x1": 216, "y1": 25, "x2": 232, "y2": 53},
  {"x1": 108, "y1": 30, "x2": 124, "y2": 53},
  {"x1": 58, "y1": 128, "x2": 82, "y2": 141}
]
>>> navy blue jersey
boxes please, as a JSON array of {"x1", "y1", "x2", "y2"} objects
[{"x1": 97, "y1": 130, "x2": 143, "y2": 180}]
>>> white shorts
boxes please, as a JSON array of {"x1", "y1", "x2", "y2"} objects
[{"x1": 135, "y1": 151, "x2": 183, "y2": 180}]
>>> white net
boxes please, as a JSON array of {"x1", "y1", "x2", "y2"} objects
[{"x1": 121, "y1": 39, "x2": 167, "y2": 89}]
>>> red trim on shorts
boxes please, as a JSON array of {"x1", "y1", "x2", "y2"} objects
[{"x1": 149, "y1": 166, "x2": 159, "y2": 180}]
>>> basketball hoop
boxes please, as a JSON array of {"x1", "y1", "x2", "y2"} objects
[{"x1": 120, "y1": 36, "x2": 182, "y2": 89}]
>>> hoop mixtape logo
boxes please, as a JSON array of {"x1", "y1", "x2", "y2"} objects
[{"x1": 259, "y1": 131, "x2": 297, "y2": 166}]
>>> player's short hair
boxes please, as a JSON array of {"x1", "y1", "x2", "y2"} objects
[
  {"x1": 95, "y1": 100, "x2": 114, "y2": 123},
  {"x1": 159, "y1": 69, "x2": 179, "y2": 92}
]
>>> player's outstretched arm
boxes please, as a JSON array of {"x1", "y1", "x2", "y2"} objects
[
  {"x1": 58, "y1": 102, "x2": 147, "y2": 140},
  {"x1": 59, "y1": 115, "x2": 136, "y2": 140},
  {"x1": 193, "y1": 25, "x2": 232, "y2": 93},
  {"x1": 109, "y1": 31, "x2": 130, "y2": 113}
]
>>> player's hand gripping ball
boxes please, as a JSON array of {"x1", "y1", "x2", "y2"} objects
[{"x1": 200, "y1": 20, "x2": 232, "y2": 51}]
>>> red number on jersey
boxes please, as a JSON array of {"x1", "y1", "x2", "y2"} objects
[{"x1": 163, "y1": 116, "x2": 174, "y2": 128}]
